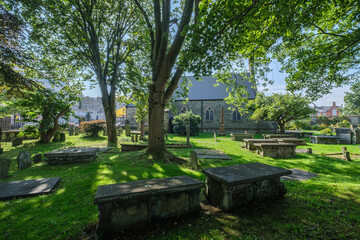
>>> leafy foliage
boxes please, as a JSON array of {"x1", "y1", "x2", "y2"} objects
[
  {"x1": 0, "y1": 5, "x2": 40, "y2": 96},
  {"x1": 10, "y1": 88, "x2": 78, "y2": 143},
  {"x1": 247, "y1": 93, "x2": 316, "y2": 133},
  {"x1": 343, "y1": 82, "x2": 360, "y2": 115},
  {"x1": 80, "y1": 120, "x2": 106, "y2": 137},
  {"x1": 173, "y1": 111, "x2": 201, "y2": 136},
  {"x1": 320, "y1": 128, "x2": 333, "y2": 135},
  {"x1": 316, "y1": 115, "x2": 351, "y2": 127},
  {"x1": 272, "y1": 0, "x2": 360, "y2": 99},
  {"x1": 18, "y1": 125, "x2": 39, "y2": 139}
]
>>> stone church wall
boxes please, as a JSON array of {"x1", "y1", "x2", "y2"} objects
[{"x1": 174, "y1": 100, "x2": 276, "y2": 134}]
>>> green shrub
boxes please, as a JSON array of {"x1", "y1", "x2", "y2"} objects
[
  {"x1": 311, "y1": 124, "x2": 319, "y2": 130},
  {"x1": 338, "y1": 120, "x2": 350, "y2": 128},
  {"x1": 173, "y1": 111, "x2": 201, "y2": 136},
  {"x1": 293, "y1": 120, "x2": 312, "y2": 130},
  {"x1": 18, "y1": 125, "x2": 40, "y2": 139},
  {"x1": 320, "y1": 128, "x2": 333, "y2": 135},
  {"x1": 318, "y1": 123, "x2": 328, "y2": 130},
  {"x1": 80, "y1": 120, "x2": 106, "y2": 137}
]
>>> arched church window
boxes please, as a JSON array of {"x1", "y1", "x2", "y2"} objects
[
  {"x1": 205, "y1": 107, "x2": 214, "y2": 121},
  {"x1": 180, "y1": 106, "x2": 188, "y2": 113},
  {"x1": 232, "y1": 108, "x2": 241, "y2": 121}
]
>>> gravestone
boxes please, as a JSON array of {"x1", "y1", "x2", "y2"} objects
[
  {"x1": 307, "y1": 148, "x2": 312, "y2": 154},
  {"x1": 0, "y1": 177, "x2": 61, "y2": 200},
  {"x1": 74, "y1": 126, "x2": 79, "y2": 135},
  {"x1": 60, "y1": 133, "x2": 66, "y2": 142},
  {"x1": 190, "y1": 151, "x2": 199, "y2": 171},
  {"x1": 125, "y1": 124, "x2": 131, "y2": 136},
  {"x1": 12, "y1": 137, "x2": 23, "y2": 147},
  {"x1": 0, "y1": 127, "x2": 2, "y2": 154},
  {"x1": 69, "y1": 126, "x2": 74, "y2": 136},
  {"x1": 0, "y1": 158, "x2": 11, "y2": 178},
  {"x1": 17, "y1": 151, "x2": 32, "y2": 170},
  {"x1": 33, "y1": 154, "x2": 42, "y2": 163}
]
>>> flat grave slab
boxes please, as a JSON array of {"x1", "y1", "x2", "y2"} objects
[
  {"x1": 281, "y1": 169, "x2": 317, "y2": 181},
  {"x1": 44, "y1": 147, "x2": 99, "y2": 165},
  {"x1": 202, "y1": 163, "x2": 291, "y2": 210},
  {"x1": 193, "y1": 149, "x2": 231, "y2": 160},
  {"x1": 0, "y1": 177, "x2": 61, "y2": 200}
]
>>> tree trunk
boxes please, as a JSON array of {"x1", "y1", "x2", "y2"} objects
[
  {"x1": 103, "y1": 100, "x2": 117, "y2": 147},
  {"x1": 147, "y1": 86, "x2": 166, "y2": 160},
  {"x1": 39, "y1": 122, "x2": 59, "y2": 143},
  {"x1": 279, "y1": 122, "x2": 285, "y2": 134}
]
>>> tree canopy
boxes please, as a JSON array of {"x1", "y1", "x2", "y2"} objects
[
  {"x1": 272, "y1": 0, "x2": 360, "y2": 99},
  {"x1": 343, "y1": 82, "x2": 360, "y2": 115},
  {"x1": 247, "y1": 93, "x2": 316, "y2": 133}
]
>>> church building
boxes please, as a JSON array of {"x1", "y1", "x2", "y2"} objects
[{"x1": 173, "y1": 75, "x2": 277, "y2": 134}]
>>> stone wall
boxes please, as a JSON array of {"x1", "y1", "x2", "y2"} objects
[{"x1": 174, "y1": 100, "x2": 277, "y2": 133}]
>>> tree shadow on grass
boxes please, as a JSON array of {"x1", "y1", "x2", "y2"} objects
[{"x1": 81, "y1": 135, "x2": 107, "y2": 141}]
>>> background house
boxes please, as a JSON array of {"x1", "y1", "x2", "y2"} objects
[{"x1": 315, "y1": 102, "x2": 342, "y2": 116}]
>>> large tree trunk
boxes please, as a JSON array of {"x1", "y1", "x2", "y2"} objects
[
  {"x1": 102, "y1": 98, "x2": 117, "y2": 146},
  {"x1": 147, "y1": 86, "x2": 167, "y2": 160},
  {"x1": 39, "y1": 121, "x2": 59, "y2": 143},
  {"x1": 279, "y1": 122, "x2": 285, "y2": 134}
]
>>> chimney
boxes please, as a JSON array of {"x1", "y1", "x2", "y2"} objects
[{"x1": 333, "y1": 102, "x2": 336, "y2": 107}]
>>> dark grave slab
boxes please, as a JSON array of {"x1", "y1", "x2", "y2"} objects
[
  {"x1": 95, "y1": 176, "x2": 203, "y2": 237},
  {"x1": 44, "y1": 147, "x2": 99, "y2": 165},
  {"x1": 281, "y1": 168, "x2": 317, "y2": 181},
  {"x1": 193, "y1": 149, "x2": 231, "y2": 160},
  {"x1": 0, "y1": 177, "x2": 61, "y2": 200},
  {"x1": 310, "y1": 135, "x2": 339, "y2": 144},
  {"x1": 202, "y1": 163, "x2": 291, "y2": 210}
]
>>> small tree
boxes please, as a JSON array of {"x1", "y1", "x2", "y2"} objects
[
  {"x1": 11, "y1": 88, "x2": 78, "y2": 143},
  {"x1": 247, "y1": 93, "x2": 316, "y2": 133},
  {"x1": 173, "y1": 111, "x2": 201, "y2": 136}
]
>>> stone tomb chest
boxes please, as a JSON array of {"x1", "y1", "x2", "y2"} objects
[
  {"x1": 230, "y1": 133, "x2": 254, "y2": 141},
  {"x1": 310, "y1": 135, "x2": 339, "y2": 144},
  {"x1": 202, "y1": 163, "x2": 291, "y2": 210},
  {"x1": 254, "y1": 143, "x2": 297, "y2": 158},
  {"x1": 44, "y1": 148, "x2": 99, "y2": 165},
  {"x1": 244, "y1": 139, "x2": 278, "y2": 150},
  {"x1": 94, "y1": 176, "x2": 203, "y2": 238},
  {"x1": 276, "y1": 138, "x2": 307, "y2": 146}
]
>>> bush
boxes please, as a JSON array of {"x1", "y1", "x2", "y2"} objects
[
  {"x1": 173, "y1": 111, "x2": 201, "y2": 136},
  {"x1": 318, "y1": 123, "x2": 328, "y2": 131},
  {"x1": 18, "y1": 125, "x2": 40, "y2": 139},
  {"x1": 338, "y1": 120, "x2": 350, "y2": 128},
  {"x1": 320, "y1": 128, "x2": 333, "y2": 135},
  {"x1": 80, "y1": 120, "x2": 106, "y2": 137},
  {"x1": 293, "y1": 120, "x2": 312, "y2": 130},
  {"x1": 311, "y1": 124, "x2": 319, "y2": 130}
]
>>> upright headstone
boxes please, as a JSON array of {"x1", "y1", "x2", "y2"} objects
[
  {"x1": 33, "y1": 154, "x2": 42, "y2": 163},
  {"x1": 17, "y1": 151, "x2": 32, "y2": 170},
  {"x1": 343, "y1": 151, "x2": 351, "y2": 161},
  {"x1": 74, "y1": 126, "x2": 79, "y2": 135},
  {"x1": 219, "y1": 106, "x2": 226, "y2": 136},
  {"x1": 12, "y1": 137, "x2": 23, "y2": 147},
  {"x1": 0, "y1": 127, "x2": 3, "y2": 154},
  {"x1": 69, "y1": 126, "x2": 74, "y2": 136},
  {"x1": 214, "y1": 131, "x2": 217, "y2": 142},
  {"x1": 186, "y1": 120, "x2": 190, "y2": 146},
  {"x1": 306, "y1": 148, "x2": 312, "y2": 154},
  {"x1": 60, "y1": 133, "x2": 66, "y2": 142},
  {"x1": 125, "y1": 124, "x2": 131, "y2": 136},
  {"x1": 190, "y1": 151, "x2": 199, "y2": 171},
  {"x1": 0, "y1": 158, "x2": 11, "y2": 178},
  {"x1": 342, "y1": 146, "x2": 347, "y2": 153}
]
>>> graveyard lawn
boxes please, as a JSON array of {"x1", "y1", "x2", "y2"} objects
[{"x1": 0, "y1": 132, "x2": 359, "y2": 240}]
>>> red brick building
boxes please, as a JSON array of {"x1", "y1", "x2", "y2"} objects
[{"x1": 315, "y1": 102, "x2": 342, "y2": 116}]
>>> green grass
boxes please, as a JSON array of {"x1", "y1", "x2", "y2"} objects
[{"x1": 0, "y1": 132, "x2": 359, "y2": 240}]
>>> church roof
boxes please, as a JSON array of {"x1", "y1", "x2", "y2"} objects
[{"x1": 175, "y1": 75, "x2": 256, "y2": 101}]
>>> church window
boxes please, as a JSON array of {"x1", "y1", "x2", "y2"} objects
[
  {"x1": 232, "y1": 108, "x2": 241, "y2": 121},
  {"x1": 206, "y1": 107, "x2": 214, "y2": 121},
  {"x1": 180, "y1": 106, "x2": 188, "y2": 113}
]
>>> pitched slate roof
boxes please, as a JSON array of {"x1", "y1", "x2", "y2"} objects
[{"x1": 175, "y1": 75, "x2": 256, "y2": 101}]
